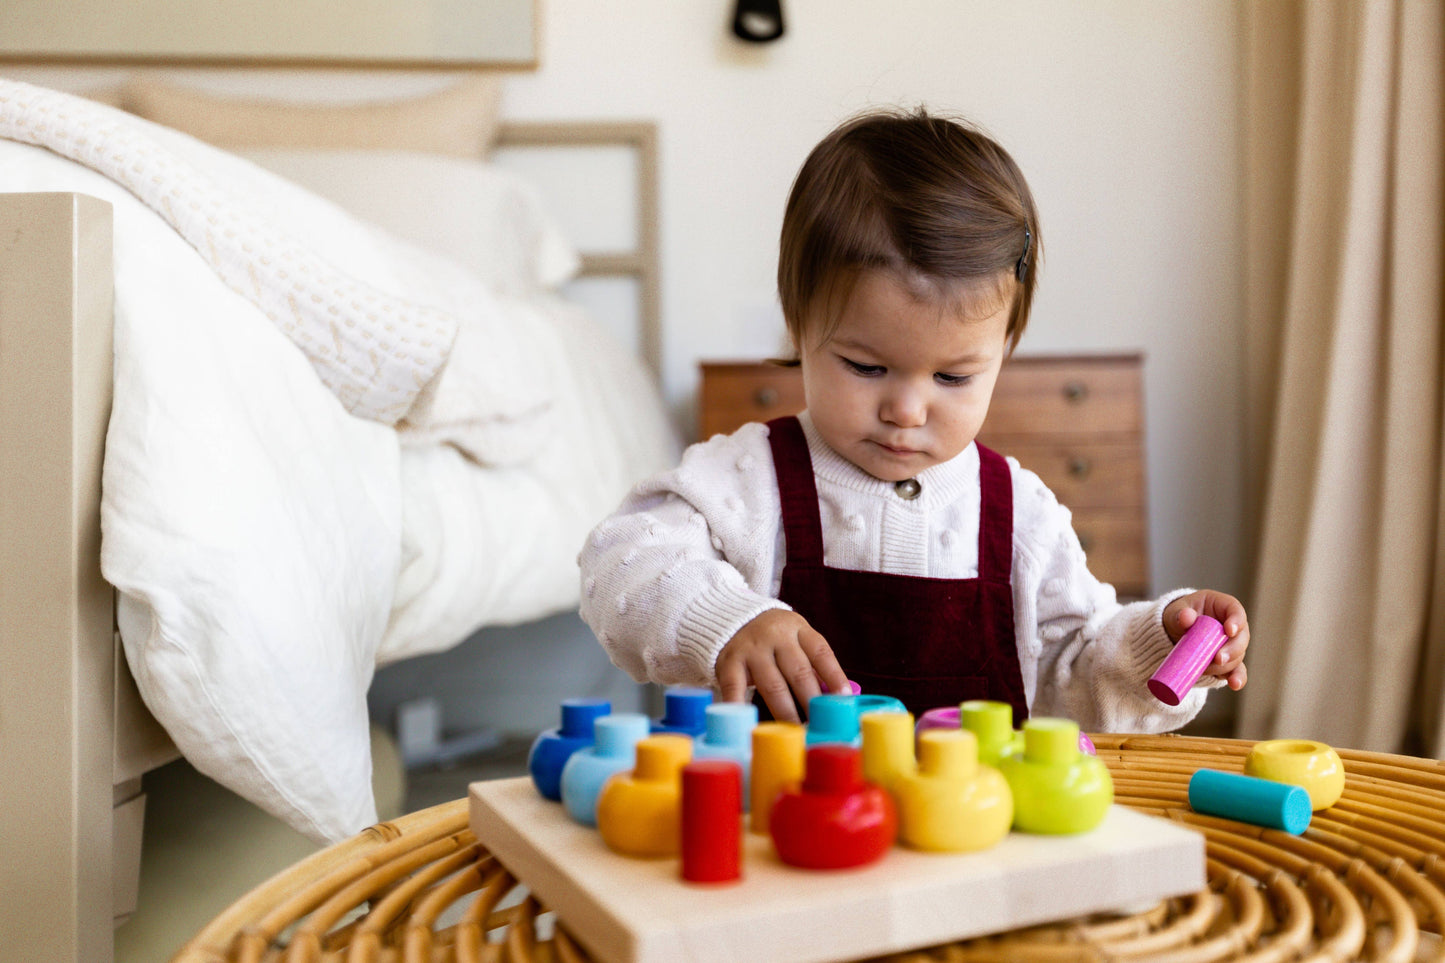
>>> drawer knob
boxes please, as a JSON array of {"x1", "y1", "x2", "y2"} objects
[
  {"x1": 1063, "y1": 380, "x2": 1089, "y2": 403},
  {"x1": 1067, "y1": 456, "x2": 1092, "y2": 480},
  {"x1": 753, "y1": 387, "x2": 779, "y2": 407},
  {"x1": 1078, "y1": 533, "x2": 1094, "y2": 554}
]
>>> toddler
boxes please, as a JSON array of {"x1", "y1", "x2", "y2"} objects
[{"x1": 579, "y1": 107, "x2": 1248, "y2": 728}]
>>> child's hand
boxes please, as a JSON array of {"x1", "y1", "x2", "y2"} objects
[
  {"x1": 1163, "y1": 590, "x2": 1249, "y2": 691},
  {"x1": 716, "y1": 610, "x2": 848, "y2": 724}
]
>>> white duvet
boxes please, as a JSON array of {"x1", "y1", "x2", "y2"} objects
[{"x1": 0, "y1": 82, "x2": 678, "y2": 842}]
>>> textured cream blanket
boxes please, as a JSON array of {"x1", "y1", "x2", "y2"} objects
[{"x1": 0, "y1": 79, "x2": 553, "y2": 462}]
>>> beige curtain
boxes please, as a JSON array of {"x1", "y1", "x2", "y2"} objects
[{"x1": 1239, "y1": 0, "x2": 1444, "y2": 753}]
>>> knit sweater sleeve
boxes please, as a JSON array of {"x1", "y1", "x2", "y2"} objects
[
  {"x1": 1009, "y1": 461, "x2": 1222, "y2": 733},
  {"x1": 577, "y1": 423, "x2": 789, "y2": 688}
]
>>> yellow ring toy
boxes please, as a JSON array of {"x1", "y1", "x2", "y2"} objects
[{"x1": 1243, "y1": 738, "x2": 1345, "y2": 810}]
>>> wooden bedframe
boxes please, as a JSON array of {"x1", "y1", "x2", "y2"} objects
[{"x1": 0, "y1": 118, "x2": 659, "y2": 962}]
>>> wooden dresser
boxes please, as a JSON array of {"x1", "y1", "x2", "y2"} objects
[{"x1": 698, "y1": 355, "x2": 1149, "y2": 598}]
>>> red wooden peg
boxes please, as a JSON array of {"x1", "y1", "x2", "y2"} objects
[
  {"x1": 769, "y1": 744, "x2": 897, "y2": 870},
  {"x1": 681, "y1": 760, "x2": 744, "y2": 883}
]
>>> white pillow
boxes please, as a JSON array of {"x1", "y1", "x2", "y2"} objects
[{"x1": 239, "y1": 148, "x2": 581, "y2": 297}]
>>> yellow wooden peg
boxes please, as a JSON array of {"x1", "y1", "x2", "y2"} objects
[
  {"x1": 749, "y1": 721, "x2": 805, "y2": 835},
  {"x1": 596, "y1": 734, "x2": 693, "y2": 858},
  {"x1": 861, "y1": 709, "x2": 916, "y2": 794},
  {"x1": 897, "y1": 729, "x2": 1012, "y2": 852}
]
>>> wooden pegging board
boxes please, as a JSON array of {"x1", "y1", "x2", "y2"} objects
[{"x1": 470, "y1": 777, "x2": 1205, "y2": 963}]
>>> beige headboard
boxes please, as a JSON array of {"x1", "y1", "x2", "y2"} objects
[
  {"x1": 104, "y1": 73, "x2": 662, "y2": 375},
  {"x1": 494, "y1": 120, "x2": 661, "y2": 374}
]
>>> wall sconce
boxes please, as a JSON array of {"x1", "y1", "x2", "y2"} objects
[{"x1": 732, "y1": 0, "x2": 785, "y2": 43}]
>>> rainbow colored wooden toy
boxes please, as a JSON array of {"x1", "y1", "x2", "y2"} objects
[{"x1": 468, "y1": 694, "x2": 1202, "y2": 963}]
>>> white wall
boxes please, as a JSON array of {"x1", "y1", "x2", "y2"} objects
[
  {"x1": 504, "y1": 0, "x2": 1246, "y2": 601},
  {"x1": 1, "y1": 0, "x2": 1247, "y2": 733}
]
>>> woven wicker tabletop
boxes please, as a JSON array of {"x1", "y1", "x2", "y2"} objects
[{"x1": 173, "y1": 734, "x2": 1445, "y2": 963}]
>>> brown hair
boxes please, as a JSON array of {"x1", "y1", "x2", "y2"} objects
[{"x1": 777, "y1": 107, "x2": 1040, "y2": 354}]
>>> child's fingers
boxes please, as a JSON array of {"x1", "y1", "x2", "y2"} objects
[
  {"x1": 1227, "y1": 662, "x2": 1248, "y2": 690},
  {"x1": 750, "y1": 655, "x2": 803, "y2": 724},
  {"x1": 1198, "y1": 592, "x2": 1248, "y2": 635},
  {"x1": 1222, "y1": 609, "x2": 1249, "y2": 639},
  {"x1": 1214, "y1": 624, "x2": 1248, "y2": 669},
  {"x1": 1171, "y1": 604, "x2": 1199, "y2": 636},
  {"x1": 776, "y1": 645, "x2": 822, "y2": 719},
  {"x1": 1204, "y1": 655, "x2": 1239, "y2": 679},
  {"x1": 715, "y1": 656, "x2": 751, "y2": 706},
  {"x1": 1203, "y1": 633, "x2": 1248, "y2": 680},
  {"x1": 798, "y1": 626, "x2": 847, "y2": 699}
]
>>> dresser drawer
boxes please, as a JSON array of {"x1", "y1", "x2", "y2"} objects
[
  {"x1": 982, "y1": 441, "x2": 1145, "y2": 512},
  {"x1": 1070, "y1": 509, "x2": 1149, "y2": 598},
  {"x1": 696, "y1": 357, "x2": 1143, "y2": 441},
  {"x1": 984, "y1": 357, "x2": 1142, "y2": 440},
  {"x1": 698, "y1": 362, "x2": 806, "y2": 439}
]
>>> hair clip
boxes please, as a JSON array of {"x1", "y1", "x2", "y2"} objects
[{"x1": 1015, "y1": 227, "x2": 1032, "y2": 282}]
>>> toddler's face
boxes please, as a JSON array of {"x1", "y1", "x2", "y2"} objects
[{"x1": 800, "y1": 270, "x2": 1011, "y2": 483}]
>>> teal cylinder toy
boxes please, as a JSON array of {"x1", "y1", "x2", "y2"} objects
[
  {"x1": 693, "y1": 703, "x2": 758, "y2": 810},
  {"x1": 560, "y1": 713, "x2": 651, "y2": 827},
  {"x1": 855, "y1": 694, "x2": 908, "y2": 716},
  {"x1": 806, "y1": 694, "x2": 861, "y2": 747},
  {"x1": 1188, "y1": 768, "x2": 1311, "y2": 835}
]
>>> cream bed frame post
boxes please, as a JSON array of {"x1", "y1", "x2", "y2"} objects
[
  {"x1": 0, "y1": 192, "x2": 178, "y2": 961},
  {"x1": 1, "y1": 192, "x2": 113, "y2": 959}
]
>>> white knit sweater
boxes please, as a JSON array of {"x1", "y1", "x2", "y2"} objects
[{"x1": 579, "y1": 413, "x2": 1216, "y2": 733}]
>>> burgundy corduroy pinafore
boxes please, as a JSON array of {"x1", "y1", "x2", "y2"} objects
[{"x1": 765, "y1": 416, "x2": 1029, "y2": 720}]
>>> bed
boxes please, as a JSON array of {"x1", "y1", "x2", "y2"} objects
[{"x1": 0, "y1": 75, "x2": 677, "y2": 961}]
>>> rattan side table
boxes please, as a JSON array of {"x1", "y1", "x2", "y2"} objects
[{"x1": 173, "y1": 734, "x2": 1445, "y2": 963}]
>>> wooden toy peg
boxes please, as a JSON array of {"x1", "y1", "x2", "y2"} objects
[
  {"x1": 898, "y1": 729, "x2": 1012, "y2": 852},
  {"x1": 769, "y1": 744, "x2": 897, "y2": 869},
  {"x1": 999, "y1": 718, "x2": 1113, "y2": 834},
  {"x1": 1243, "y1": 739, "x2": 1344, "y2": 810},
  {"x1": 559, "y1": 712, "x2": 651, "y2": 827},
  {"x1": 596, "y1": 734, "x2": 693, "y2": 857},
  {"x1": 749, "y1": 721, "x2": 805, "y2": 835},
  {"x1": 1189, "y1": 768, "x2": 1311, "y2": 834},
  {"x1": 1149, "y1": 615, "x2": 1228, "y2": 706},
  {"x1": 681, "y1": 760, "x2": 744, "y2": 883},
  {"x1": 528, "y1": 698, "x2": 611, "y2": 801},
  {"x1": 694, "y1": 703, "x2": 758, "y2": 810},
  {"x1": 860, "y1": 709, "x2": 916, "y2": 793}
]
